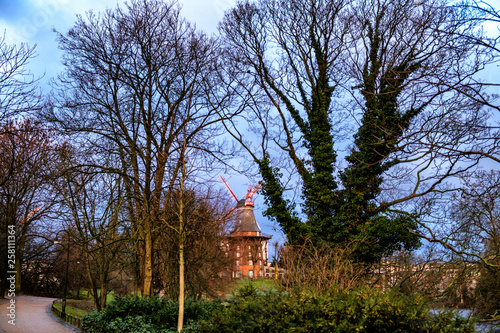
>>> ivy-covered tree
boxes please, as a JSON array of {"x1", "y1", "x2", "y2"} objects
[{"x1": 217, "y1": 0, "x2": 497, "y2": 262}]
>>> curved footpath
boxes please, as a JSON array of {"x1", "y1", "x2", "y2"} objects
[{"x1": 0, "y1": 296, "x2": 80, "y2": 333}]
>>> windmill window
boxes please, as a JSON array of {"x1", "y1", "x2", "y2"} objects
[
  {"x1": 249, "y1": 260, "x2": 253, "y2": 265},
  {"x1": 236, "y1": 252, "x2": 240, "y2": 258}
]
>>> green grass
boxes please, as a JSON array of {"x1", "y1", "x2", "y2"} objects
[
  {"x1": 54, "y1": 290, "x2": 129, "y2": 318},
  {"x1": 53, "y1": 300, "x2": 93, "y2": 318},
  {"x1": 228, "y1": 279, "x2": 280, "y2": 295},
  {"x1": 73, "y1": 290, "x2": 118, "y2": 303}
]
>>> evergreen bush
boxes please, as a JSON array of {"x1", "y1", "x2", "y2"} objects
[
  {"x1": 195, "y1": 285, "x2": 475, "y2": 333},
  {"x1": 81, "y1": 296, "x2": 222, "y2": 332},
  {"x1": 82, "y1": 285, "x2": 475, "y2": 332}
]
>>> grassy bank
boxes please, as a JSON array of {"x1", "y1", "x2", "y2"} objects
[{"x1": 53, "y1": 299, "x2": 94, "y2": 318}]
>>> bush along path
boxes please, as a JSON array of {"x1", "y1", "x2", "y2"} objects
[{"x1": 82, "y1": 284, "x2": 476, "y2": 333}]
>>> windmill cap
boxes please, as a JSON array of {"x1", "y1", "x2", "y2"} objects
[
  {"x1": 233, "y1": 203, "x2": 262, "y2": 233},
  {"x1": 237, "y1": 199, "x2": 255, "y2": 207}
]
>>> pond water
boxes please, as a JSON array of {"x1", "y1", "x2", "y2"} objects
[{"x1": 430, "y1": 309, "x2": 500, "y2": 333}]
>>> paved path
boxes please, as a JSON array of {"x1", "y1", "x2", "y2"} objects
[{"x1": 0, "y1": 296, "x2": 79, "y2": 333}]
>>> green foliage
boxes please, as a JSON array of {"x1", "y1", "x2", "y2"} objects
[
  {"x1": 350, "y1": 214, "x2": 421, "y2": 263},
  {"x1": 335, "y1": 14, "x2": 424, "y2": 259},
  {"x1": 195, "y1": 284, "x2": 475, "y2": 333},
  {"x1": 257, "y1": 155, "x2": 305, "y2": 244},
  {"x1": 82, "y1": 313, "x2": 164, "y2": 333},
  {"x1": 82, "y1": 285, "x2": 475, "y2": 333},
  {"x1": 81, "y1": 296, "x2": 223, "y2": 333}
]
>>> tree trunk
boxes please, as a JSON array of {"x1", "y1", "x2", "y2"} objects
[
  {"x1": 85, "y1": 252, "x2": 101, "y2": 312},
  {"x1": 99, "y1": 272, "x2": 107, "y2": 310},
  {"x1": 14, "y1": 232, "x2": 25, "y2": 293},
  {"x1": 143, "y1": 218, "x2": 153, "y2": 297},
  {"x1": 177, "y1": 234, "x2": 185, "y2": 332},
  {"x1": 177, "y1": 153, "x2": 186, "y2": 333}
]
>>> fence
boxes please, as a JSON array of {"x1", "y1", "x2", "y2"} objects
[{"x1": 51, "y1": 299, "x2": 82, "y2": 329}]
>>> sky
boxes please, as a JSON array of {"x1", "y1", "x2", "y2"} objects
[{"x1": 0, "y1": 0, "x2": 236, "y2": 86}]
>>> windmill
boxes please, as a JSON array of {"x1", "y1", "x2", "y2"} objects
[{"x1": 219, "y1": 176, "x2": 271, "y2": 279}]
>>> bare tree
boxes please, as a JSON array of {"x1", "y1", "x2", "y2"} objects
[
  {"x1": 52, "y1": 146, "x2": 126, "y2": 311},
  {"x1": 47, "y1": 0, "x2": 224, "y2": 296},
  {"x1": 159, "y1": 132, "x2": 232, "y2": 331},
  {"x1": 404, "y1": 169, "x2": 500, "y2": 317},
  {"x1": 0, "y1": 34, "x2": 41, "y2": 129},
  {"x1": 422, "y1": 171, "x2": 500, "y2": 268},
  {"x1": 0, "y1": 119, "x2": 57, "y2": 295}
]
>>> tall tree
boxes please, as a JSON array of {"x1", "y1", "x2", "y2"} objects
[
  {"x1": 217, "y1": 0, "x2": 497, "y2": 262},
  {"x1": 47, "y1": 0, "x2": 224, "y2": 296},
  {"x1": 0, "y1": 120, "x2": 57, "y2": 294},
  {"x1": 158, "y1": 126, "x2": 231, "y2": 331},
  {"x1": 53, "y1": 145, "x2": 126, "y2": 311},
  {"x1": 421, "y1": 171, "x2": 500, "y2": 268},
  {"x1": 418, "y1": 170, "x2": 500, "y2": 318}
]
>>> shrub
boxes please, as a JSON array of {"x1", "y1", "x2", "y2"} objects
[
  {"x1": 82, "y1": 296, "x2": 223, "y2": 333},
  {"x1": 279, "y1": 240, "x2": 365, "y2": 292},
  {"x1": 83, "y1": 284, "x2": 476, "y2": 332},
  {"x1": 195, "y1": 284, "x2": 476, "y2": 333}
]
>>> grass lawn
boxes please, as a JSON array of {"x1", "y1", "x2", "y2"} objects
[
  {"x1": 75, "y1": 290, "x2": 118, "y2": 303},
  {"x1": 232, "y1": 278, "x2": 280, "y2": 291},
  {"x1": 53, "y1": 299, "x2": 94, "y2": 318},
  {"x1": 53, "y1": 290, "x2": 128, "y2": 318}
]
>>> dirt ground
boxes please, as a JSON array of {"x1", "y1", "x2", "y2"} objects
[{"x1": 0, "y1": 296, "x2": 79, "y2": 333}]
